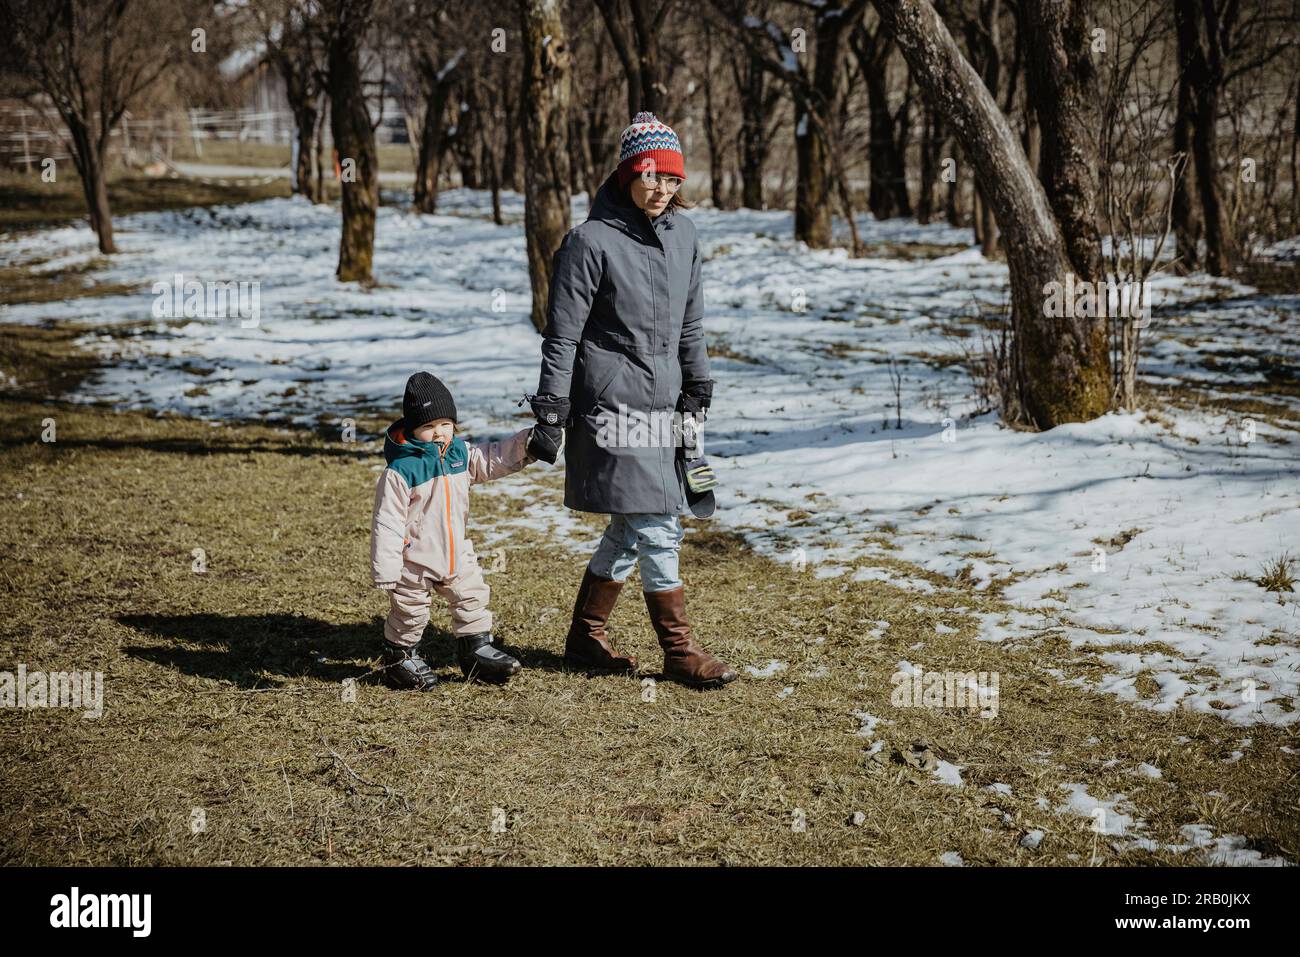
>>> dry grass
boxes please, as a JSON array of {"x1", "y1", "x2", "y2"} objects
[
  {"x1": 166, "y1": 140, "x2": 416, "y2": 174},
  {"x1": 0, "y1": 168, "x2": 289, "y2": 234},
  {"x1": 1257, "y1": 553, "x2": 1296, "y2": 594},
  {"x1": 0, "y1": 322, "x2": 1296, "y2": 866}
]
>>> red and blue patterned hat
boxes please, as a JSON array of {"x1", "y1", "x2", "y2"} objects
[{"x1": 616, "y1": 111, "x2": 686, "y2": 188}]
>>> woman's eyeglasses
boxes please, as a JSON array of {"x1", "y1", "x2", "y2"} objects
[{"x1": 640, "y1": 173, "x2": 683, "y2": 194}]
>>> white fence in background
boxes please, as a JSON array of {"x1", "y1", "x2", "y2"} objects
[{"x1": 1, "y1": 102, "x2": 412, "y2": 172}]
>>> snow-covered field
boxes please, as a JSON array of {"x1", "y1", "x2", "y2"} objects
[{"x1": 3, "y1": 190, "x2": 1297, "y2": 726}]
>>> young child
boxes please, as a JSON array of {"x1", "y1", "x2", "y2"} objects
[{"x1": 371, "y1": 372, "x2": 549, "y2": 689}]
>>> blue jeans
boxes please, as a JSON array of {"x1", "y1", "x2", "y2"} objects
[{"x1": 588, "y1": 513, "x2": 684, "y2": 592}]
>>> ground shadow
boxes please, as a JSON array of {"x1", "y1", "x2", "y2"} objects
[
  {"x1": 118, "y1": 612, "x2": 571, "y2": 688},
  {"x1": 1, "y1": 434, "x2": 373, "y2": 459},
  {"x1": 120, "y1": 612, "x2": 381, "y2": 688}
]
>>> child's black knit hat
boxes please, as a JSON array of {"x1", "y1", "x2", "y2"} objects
[{"x1": 402, "y1": 372, "x2": 457, "y2": 429}]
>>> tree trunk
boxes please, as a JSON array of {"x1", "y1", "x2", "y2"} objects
[
  {"x1": 313, "y1": 96, "x2": 327, "y2": 204},
  {"x1": 327, "y1": 0, "x2": 379, "y2": 284},
  {"x1": 917, "y1": 104, "x2": 943, "y2": 223},
  {"x1": 703, "y1": 31, "x2": 727, "y2": 208},
  {"x1": 493, "y1": 41, "x2": 524, "y2": 194},
  {"x1": 569, "y1": 108, "x2": 597, "y2": 204},
  {"x1": 595, "y1": 0, "x2": 658, "y2": 117},
  {"x1": 1291, "y1": 76, "x2": 1299, "y2": 233},
  {"x1": 82, "y1": 143, "x2": 116, "y2": 254},
  {"x1": 1172, "y1": 0, "x2": 1200, "y2": 272},
  {"x1": 477, "y1": 101, "x2": 503, "y2": 225},
  {"x1": 451, "y1": 83, "x2": 482, "y2": 189},
  {"x1": 735, "y1": 53, "x2": 770, "y2": 209},
  {"x1": 974, "y1": 184, "x2": 998, "y2": 257},
  {"x1": 890, "y1": 76, "x2": 914, "y2": 216},
  {"x1": 794, "y1": 94, "x2": 833, "y2": 247},
  {"x1": 1022, "y1": 0, "x2": 1101, "y2": 281},
  {"x1": 795, "y1": 9, "x2": 859, "y2": 248},
  {"x1": 1191, "y1": 78, "x2": 1228, "y2": 274},
  {"x1": 629, "y1": 0, "x2": 666, "y2": 115},
  {"x1": 945, "y1": 144, "x2": 962, "y2": 226},
  {"x1": 272, "y1": 46, "x2": 321, "y2": 201},
  {"x1": 414, "y1": 75, "x2": 451, "y2": 213},
  {"x1": 293, "y1": 102, "x2": 317, "y2": 199},
  {"x1": 1175, "y1": 0, "x2": 1229, "y2": 275},
  {"x1": 872, "y1": 0, "x2": 1110, "y2": 428},
  {"x1": 66, "y1": 121, "x2": 116, "y2": 254},
  {"x1": 866, "y1": 67, "x2": 899, "y2": 217},
  {"x1": 1022, "y1": 110, "x2": 1040, "y2": 181},
  {"x1": 854, "y1": 28, "x2": 911, "y2": 220},
  {"x1": 520, "y1": 0, "x2": 573, "y2": 333}
]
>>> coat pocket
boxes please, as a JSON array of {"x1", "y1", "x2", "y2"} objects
[{"x1": 579, "y1": 340, "x2": 629, "y2": 408}]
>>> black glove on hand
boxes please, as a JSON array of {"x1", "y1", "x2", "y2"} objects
[
  {"x1": 678, "y1": 378, "x2": 714, "y2": 423},
  {"x1": 676, "y1": 379, "x2": 714, "y2": 460},
  {"x1": 528, "y1": 425, "x2": 563, "y2": 464},
  {"x1": 526, "y1": 393, "x2": 570, "y2": 464}
]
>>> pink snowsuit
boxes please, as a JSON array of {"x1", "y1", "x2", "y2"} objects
[{"x1": 371, "y1": 420, "x2": 534, "y2": 646}]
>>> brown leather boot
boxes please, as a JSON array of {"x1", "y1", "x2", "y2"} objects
[
  {"x1": 564, "y1": 568, "x2": 637, "y2": 673},
  {"x1": 644, "y1": 586, "x2": 737, "y2": 689}
]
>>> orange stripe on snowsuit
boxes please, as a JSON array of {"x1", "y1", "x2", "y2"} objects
[
  {"x1": 437, "y1": 439, "x2": 455, "y2": 576},
  {"x1": 444, "y1": 474, "x2": 455, "y2": 575}
]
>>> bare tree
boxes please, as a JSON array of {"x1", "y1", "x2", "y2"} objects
[
  {"x1": 252, "y1": 0, "x2": 328, "y2": 202},
  {"x1": 701, "y1": 27, "x2": 730, "y2": 208},
  {"x1": 915, "y1": 97, "x2": 946, "y2": 223},
  {"x1": 849, "y1": 12, "x2": 912, "y2": 218},
  {"x1": 0, "y1": 0, "x2": 190, "y2": 253},
  {"x1": 566, "y1": 10, "x2": 621, "y2": 206},
  {"x1": 872, "y1": 0, "x2": 1110, "y2": 427},
  {"x1": 1021, "y1": 0, "x2": 1102, "y2": 281},
  {"x1": 594, "y1": 0, "x2": 674, "y2": 118},
  {"x1": 727, "y1": 20, "x2": 784, "y2": 209},
  {"x1": 1096, "y1": 0, "x2": 1177, "y2": 409},
  {"x1": 1170, "y1": 2, "x2": 1201, "y2": 272},
  {"x1": 520, "y1": 0, "x2": 573, "y2": 333},
  {"x1": 323, "y1": 0, "x2": 380, "y2": 283},
  {"x1": 717, "y1": 0, "x2": 869, "y2": 248},
  {"x1": 398, "y1": 0, "x2": 462, "y2": 214},
  {"x1": 449, "y1": 70, "x2": 484, "y2": 189},
  {"x1": 954, "y1": 0, "x2": 1009, "y2": 257},
  {"x1": 1172, "y1": 0, "x2": 1294, "y2": 275}
]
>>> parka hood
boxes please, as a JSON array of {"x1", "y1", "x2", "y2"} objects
[
  {"x1": 384, "y1": 419, "x2": 444, "y2": 464},
  {"x1": 589, "y1": 171, "x2": 676, "y2": 245}
]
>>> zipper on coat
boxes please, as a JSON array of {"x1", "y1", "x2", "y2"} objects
[{"x1": 435, "y1": 440, "x2": 456, "y2": 578}]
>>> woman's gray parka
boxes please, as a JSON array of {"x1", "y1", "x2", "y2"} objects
[{"x1": 536, "y1": 172, "x2": 709, "y2": 514}]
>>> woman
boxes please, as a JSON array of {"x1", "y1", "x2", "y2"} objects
[{"x1": 527, "y1": 111, "x2": 737, "y2": 689}]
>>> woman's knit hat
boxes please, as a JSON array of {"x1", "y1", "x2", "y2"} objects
[
  {"x1": 402, "y1": 371, "x2": 457, "y2": 430},
  {"x1": 616, "y1": 111, "x2": 686, "y2": 189}
]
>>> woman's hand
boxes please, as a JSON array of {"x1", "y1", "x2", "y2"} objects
[
  {"x1": 678, "y1": 378, "x2": 714, "y2": 422},
  {"x1": 526, "y1": 394, "x2": 570, "y2": 464}
]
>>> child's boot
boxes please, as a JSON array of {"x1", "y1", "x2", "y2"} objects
[
  {"x1": 644, "y1": 586, "x2": 737, "y2": 689},
  {"x1": 456, "y1": 632, "x2": 521, "y2": 683},
  {"x1": 381, "y1": 640, "x2": 439, "y2": 691},
  {"x1": 564, "y1": 568, "x2": 637, "y2": 673}
]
